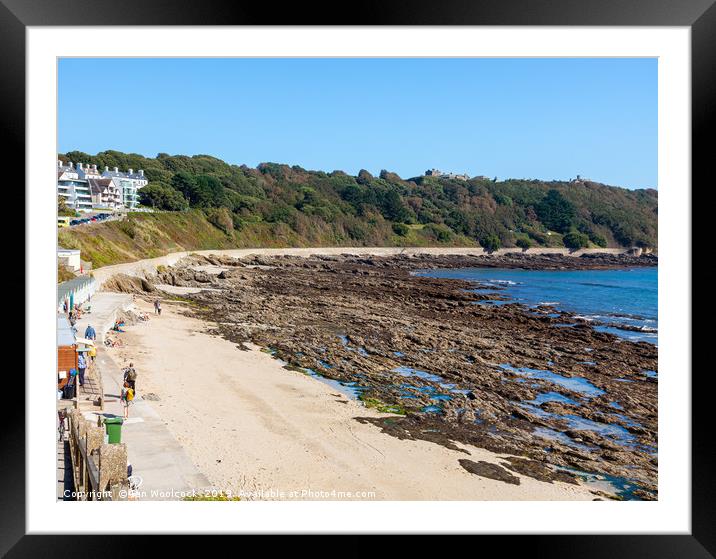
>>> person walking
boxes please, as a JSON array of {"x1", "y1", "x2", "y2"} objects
[
  {"x1": 84, "y1": 324, "x2": 96, "y2": 341},
  {"x1": 88, "y1": 344, "x2": 97, "y2": 363},
  {"x1": 120, "y1": 382, "x2": 133, "y2": 419},
  {"x1": 154, "y1": 298, "x2": 162, "y2": 315},
  {"x1": 77, "y1": 352, "x2": 87, "y2": 387},
  {"x1": 123, "y1": 362, "x2": 137, "y2": 392}
]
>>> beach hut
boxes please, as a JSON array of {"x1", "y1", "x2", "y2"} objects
[{"x1": 57, "y1": 315, "x2": 77, "y2": 393}]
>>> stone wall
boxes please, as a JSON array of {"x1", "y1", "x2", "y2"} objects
[{"x1": 67, "y1": 409, "x2": 128, "y2": 500}]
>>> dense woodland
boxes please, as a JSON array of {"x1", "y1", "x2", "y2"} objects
[{"x1": 60, "y1": 150, "x2": 658, "y2": 249}]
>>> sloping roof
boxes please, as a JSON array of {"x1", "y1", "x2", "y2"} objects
[
  {"x1": 57, "y1": 169, "x2": 79, "y2": 181},
  {"x1": 57, "y1": 315, "x2": 76, "y2": 347},
  {"x1": 88, "y1": 178, "x2": 114, "y2": 195}
]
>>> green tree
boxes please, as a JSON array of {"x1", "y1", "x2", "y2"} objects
[
  {"x1": 536, "y1": 189, "x2": 575, "y2": 233},
  {"x1": 139, "y1": 183, "x2": 189, "y2": 211},
  {"x1": 379, "y1": 189, "x2": 411, "y2": 222},
  {"x1": 516, "y1": 237, "x2": 532, "y2": 251},
  {"x1": 481, "y1": 234, "x2": 501, "y2": 252},
  {"x1": 392, "y1": 222, "x2": 409, "y2": 236},
  {"x1": 58, "y1": 196, "x2": 75, "y2": 217},
  {"x1": 425, "y1": 223, "x2": 453, "y2": 243},
  {"x1": 589, "y1": 233, "x2": 608, "y2": 248},
  {"x1": 563, "y1": 231, "x2": 590, "y2": 249},
  {"x1": 170, "y1": 172, "x2": 224, "y2": 208},
  {"x1": 171, "y1": 171, "x2": 199, "y2": 201},
  {"x1": 356, "y1": 169, "x2": 374, "y2": 185},
  {"x1": 194, "y1": 174, "x2": 227, "y2": 208}
]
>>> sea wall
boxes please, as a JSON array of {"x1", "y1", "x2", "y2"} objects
[{"x1": 91, "y1": 246, "x2": 633, "y2": 289}]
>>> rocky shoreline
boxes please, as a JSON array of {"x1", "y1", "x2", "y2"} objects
[{"x1": 110, "y1": 251, "x2": 658, "y2": 500}]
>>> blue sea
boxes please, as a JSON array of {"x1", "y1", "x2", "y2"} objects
[{"x1": 417, "y1": 267, "x2": 657, "y2": 344}]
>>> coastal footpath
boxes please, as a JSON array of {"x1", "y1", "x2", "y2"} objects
[{"x1": 90, "y1": 246, "x2": 633, "y2": 288}]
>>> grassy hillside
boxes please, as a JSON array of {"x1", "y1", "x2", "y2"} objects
[
  {"x1": 58, "y1": 150, "x2": 658, "y2": 267},
  {"x1": 58, "y1": 210, "x2": 477, "y2": 268},
  {"x1": 58, "y1": 211, "x2": 239, "y2": 268}
]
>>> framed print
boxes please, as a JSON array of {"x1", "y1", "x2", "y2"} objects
[{"x1": 5, "y1": 0, "x2": 710, "y2": 553}]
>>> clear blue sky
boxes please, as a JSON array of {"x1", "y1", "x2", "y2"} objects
[{"x1": 58, "y1": 58, "x2": 657, "y2": 189}]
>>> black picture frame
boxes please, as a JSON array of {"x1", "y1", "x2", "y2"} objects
[{"x1": 5, "y1": 0, "x2": 708, "y2": 554}]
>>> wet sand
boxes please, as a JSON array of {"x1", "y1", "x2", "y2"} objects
[{"x1": 108, "y1": 299, "x2": 598, "y2": 501}]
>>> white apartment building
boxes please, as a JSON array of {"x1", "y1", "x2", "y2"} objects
[
  {"x1": 57, "y1": 161, "x2": 93, "y2": 212},
  {"x1": 102, "y1": 166, "x2": 148, "y2": 209}
]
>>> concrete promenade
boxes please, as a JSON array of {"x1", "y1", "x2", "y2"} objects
[
  {"x1": 90, "y1": 346, "x2": 210, "y2": 500},
  {"x1": 69, "y1": 291, "x2": 210, "y2": 500},
  {"x1": 73, "y1": 292, "x2": 134, "y2": 343}
]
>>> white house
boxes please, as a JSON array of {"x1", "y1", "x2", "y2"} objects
[
  {"x1": 57, "y1": 247, "x2": 81, "y2": 271},
  {"x1": 88, "y1": 178, "x2": 121, "y2": 209},
  {"x1": 102, "y1": 166, "x2": 149, "y2": 209}
]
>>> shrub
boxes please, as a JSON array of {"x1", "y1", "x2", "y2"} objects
[
  {"x1": 563, "y1": 230, "x2": 590, "y2": 250},
  {"x1": 58, "y1": 196, "x2": 76, "y2": 217},
  {"x1": 392, "y1": 222, "x2": 409, "y2": 236},
  {"x1": 481, "y1": 234, "x2": 501, "y2": 252},
  {"x1": 205, "y1": 207, "x2": 234, "y2": 235},
  {"x1": 526, "y1": 229, "x2": 548, "y2": 245},
  {"x1": 516, "y1": 237, "x2": 532, "y2": 251},
  {"x1": 424, "y1": 223, "x2": 453, "y2": 243},
  {"x1": 117, "y1": 219, "x2": 137, "y2": 239},
  {"x1": 493, "y1": 193, "x2": 513, "y2": 207},
  {"x1": 345, "y1": 220, "x2": 369, "y2": 241},
  {"x1": 590, "y1": 233, "x2": 608, "y2": 248}
]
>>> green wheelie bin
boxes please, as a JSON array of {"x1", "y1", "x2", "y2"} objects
[{"x1": 104, "y1": 417, "x2": 124, "y2": 444}]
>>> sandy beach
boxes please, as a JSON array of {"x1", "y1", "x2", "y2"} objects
[{"x1": 106, "y1": 297, "x2": 598, "y2": 501}]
